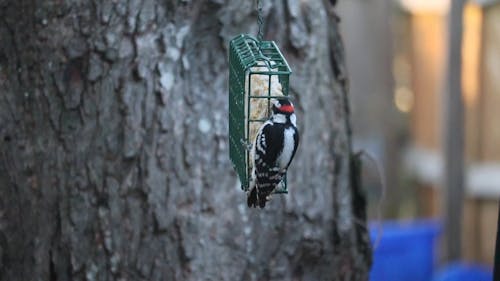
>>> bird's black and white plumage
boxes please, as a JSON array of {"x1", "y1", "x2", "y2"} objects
[{"x1": 247, "y1": 98, "x2": 299, "y2": 208}]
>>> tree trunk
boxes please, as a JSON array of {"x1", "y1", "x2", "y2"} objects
[{"x1": 0, "y1": 0, "x2": 371, "y2": 280}]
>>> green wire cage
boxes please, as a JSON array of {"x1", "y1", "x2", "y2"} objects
[{"x1": 228, "y1": 34, "x2": 292, "y2": 193}]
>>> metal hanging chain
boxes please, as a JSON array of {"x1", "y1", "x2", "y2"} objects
[{"x1": 257, "y1": 0, "x2": 264, "y2": 42}]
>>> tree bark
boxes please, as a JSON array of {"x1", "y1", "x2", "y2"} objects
[
  {"x1": 0, "y1": 0, "x2": 371, "y2": 280},
  {"x1": 494, "y1": 199, "x2": 500, "y2": 280}
]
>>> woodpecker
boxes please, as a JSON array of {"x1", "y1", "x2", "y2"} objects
[{"x1": 247, "y1": 97, "x2": 299, "y2": 208}]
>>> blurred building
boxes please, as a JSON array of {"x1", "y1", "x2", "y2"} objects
[
  {"x1": 339, "y1": 0, "x2": 500, "y2": 267},
  {"x1": 338, "y1": 0, "x2": 406, "y2": 219},
  {"x1": 396, "y1": 0, "x2": 500, "y2": 265}
]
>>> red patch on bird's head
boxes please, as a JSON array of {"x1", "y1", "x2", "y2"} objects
[{"x1": 278, "y1": 104, "x2": 294, "y2": 114}]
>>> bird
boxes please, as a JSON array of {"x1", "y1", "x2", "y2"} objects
[{"x1": 247, "y1": 97, "x2": 299, "y2": 208}]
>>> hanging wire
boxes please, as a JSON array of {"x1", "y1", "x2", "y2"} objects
[
  {"x1": 257, "y1": 0, "x2": 264, "y2": 42},
  {"x1": 358, "y1": 150, "x2": 387, "y2": 251}
]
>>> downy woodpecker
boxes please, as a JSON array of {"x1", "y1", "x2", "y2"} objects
[{"x1": 247, "y1": 97, "x2": 299, "y2": 208}]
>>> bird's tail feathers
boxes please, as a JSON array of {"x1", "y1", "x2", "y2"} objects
[
  {"x1": 258, "y1": 193, "x2": 267, "y2": 208},
  {"x1": 247, "y1": 187, "x2": 258, "y2": 208}
]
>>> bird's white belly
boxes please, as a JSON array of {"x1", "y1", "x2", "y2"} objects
[{"x1": 278, "y1": 128, "x2": 295, "y2": 169}]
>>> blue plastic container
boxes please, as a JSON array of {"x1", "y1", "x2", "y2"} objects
[
  {"x1": 369, "y1": 220, "x2": 441, "y2": 281},
  {"x1": 432, "y1": 263, "x2": 492, "y2": 281}
]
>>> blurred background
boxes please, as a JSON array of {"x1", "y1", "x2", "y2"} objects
[{"x1": 337, "y1": 0, "x2": 499, "y2": 280}]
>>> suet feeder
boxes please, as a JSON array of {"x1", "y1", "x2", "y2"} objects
[{"x1": 228, "y1": 34, "x2": 292, "y2": 193}]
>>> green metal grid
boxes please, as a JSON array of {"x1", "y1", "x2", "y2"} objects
[{"x1": 228, "y1": 34, "x2": 292, "y2": 193}]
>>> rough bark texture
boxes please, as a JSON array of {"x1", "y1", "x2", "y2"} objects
[{"x1": 0, "y1": 0, "x2": 371, "y2": 280}]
